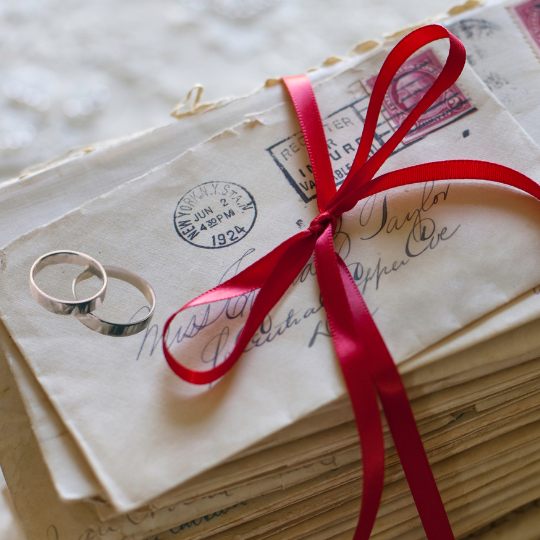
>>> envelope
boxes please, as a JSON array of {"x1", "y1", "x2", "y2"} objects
[
  {"x1": 0, "y1": 27, "x2": 539, "y2": 522},
  {"x1": 2, "y1": 1, "x2": 534, "y2": 536},
  {"x1": 0, "y1": 338, "x2": 540, "y2": 540},
  {"x1": 2, "y1": 324, "x2": 540, "y2": 539},
  {"x1": 0, "y1": 35, "x2": 389, "y2": 514},
  {"x1": 3, "y1": 2, "x2": 540, "y2": 520}
]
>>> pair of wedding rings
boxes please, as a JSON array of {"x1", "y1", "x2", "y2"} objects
[{"x1": 29, "y1": 250, "x2": 155, "y2": 337}]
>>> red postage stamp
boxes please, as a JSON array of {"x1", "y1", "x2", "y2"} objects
[
  {"x1": 364, "y1": 49, "x2": 474, "y2": 145},
  {"x1": 510, "y1": 0, "x2": 540, "y2": 53}
]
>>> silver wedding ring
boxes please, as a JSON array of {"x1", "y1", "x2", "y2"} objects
[
  {"x1": 29, "y1": 250, "x2": 155, "y2": 337},
  {"x1": 30, "y1": 250, "x2": 107, "y2": 315},
  {"x1": 72, "y1": 265, "x2": 155, "y2": 337}
]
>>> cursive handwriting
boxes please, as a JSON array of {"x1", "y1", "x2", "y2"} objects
[
  {"x1": 245, "y1": 304, "x2": 323, "y2": 352},
  {"x1": 358, "y1": 181, "x2": 452, "y2": 239},
  {"x1": 134, "y1": 251, "x2": 258, "y2": 363},
  {"x1": 47, "y1": 523, "x2": 121, "y2": 540},
  {"x1": 135, "y1": 182, "x2": 461, "y2": 362},
  {"x1": 147, "y1": 502, "x2": 248, "y2": 538}
]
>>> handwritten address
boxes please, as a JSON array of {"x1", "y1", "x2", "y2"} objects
[{"x1": 137, "y1": 181, "x2": 458, "y2": 366}]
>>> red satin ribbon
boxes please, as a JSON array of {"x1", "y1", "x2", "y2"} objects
[{"x1": 163, "y1": 25, "x2": 540, "y2": 539}]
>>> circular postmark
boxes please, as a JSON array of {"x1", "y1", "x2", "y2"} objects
[{"x1": 174, "y1": 181, "x2": 257, "y2": 249}]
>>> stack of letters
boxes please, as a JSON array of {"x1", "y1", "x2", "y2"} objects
[{"x1": 1, "y1": 1, "x2": 539, "y2": 539}]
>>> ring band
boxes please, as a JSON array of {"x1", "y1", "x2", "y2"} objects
[
  {"x1": 30, "y1": 250, "x2": 107, "y2": 315},
  {"x1": 72, "y1": 265, "x2": 155, "y2": 337}
]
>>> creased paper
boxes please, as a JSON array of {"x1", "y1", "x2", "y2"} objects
[{"x1": 0, "y1": 41, "x2": 538, "y2": 514}]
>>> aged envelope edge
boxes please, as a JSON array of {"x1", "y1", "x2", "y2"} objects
[
  {"x1": 0, "y1": 350, "x2": 115, "y2": 540},
  {"x1": 0, "y1": 0, "x2": 520, "y2": 512},
  {"x1": 401, "y1": 286, "x2": 540, "y2": 372},
  {"x1": 170, "y1": 0, "x2": 486, "y2": 118},
  {"x1": 0, "y1": 322, "x2": 104, "y2": 503},
  {"x1": 0, "y1": 44, "x2": 536, "y2": 512},
  {"x1": 0, "y1": 0, "x2": 483, "y2": 188},
  {"x1": 0, "y1": 54, "x2": 353, "y2": 190},
  {"x1": 379, "y1": 0, "x2": 485, "y2": 42},
  {"x1": 1, "y1": 355, "x2": 100, "y2": 503},
  {"x1": 0, "y1": 363, "x2": 153, "y2": 540},
  {"x1": 0, "y1": 55, "x2": 378, "y2": 257},
  {"x1": 0, "y1": 40, "x2": 395, "y2": 513},
  {"x1": 3, "y1": 134, "x2": 536, "y2": 516},
  {"x1": 0, "y1": 127, "x2": 157, "y2": 190}
]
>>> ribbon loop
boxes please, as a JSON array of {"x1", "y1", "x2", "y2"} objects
[{"x1": 332, "y1": 24, "x2": 466, "y2": 216}]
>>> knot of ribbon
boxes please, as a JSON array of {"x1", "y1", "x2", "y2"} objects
[
  {"x1": 162, "y1": 24, "x2": 540, "y2": 540},
  {"x1": 308, "y1": 210, "x2": 337, "y2": 236}
]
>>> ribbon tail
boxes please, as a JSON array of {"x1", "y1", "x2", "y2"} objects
[
  {"x1": 335, "y1": 256, "x2": 454, "y2": 540},
  {"x1": 314, "y1": 226, "x2": 385, "y2": 540}
]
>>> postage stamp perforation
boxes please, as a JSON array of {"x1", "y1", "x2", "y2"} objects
[{"x1": 507, "y1": 0, "x2": 540, "y2": 62}]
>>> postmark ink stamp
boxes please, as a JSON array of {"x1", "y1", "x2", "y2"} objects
[
  {"x1": 267, "y1": 105, "x2": 367, "y2": 202},
  {"x1": 174, "y1": 181, "x2": 257, "y2": 249},
  {"x1": 510, "y1": 0, "x2": 540, "y2": 54}
]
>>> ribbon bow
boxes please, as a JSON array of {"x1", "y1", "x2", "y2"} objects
[{"x1": 163, "y1": 25, "x2": 540, "y2": 539}]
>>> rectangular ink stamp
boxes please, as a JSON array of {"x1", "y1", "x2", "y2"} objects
[
  {"x1": 267, "y1": 49, "x2": 474, "y2": 203},
  {"x1": 267, "y1": 100, "x2": 369, "y2": 202}
]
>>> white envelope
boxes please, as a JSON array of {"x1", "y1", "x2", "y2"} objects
[
  {"x1": 0, "y1": 33, "x2": 538, "y2": 515},
  {"x1": 4, "y1": 0, "x2": 540, "y2": 517}
]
